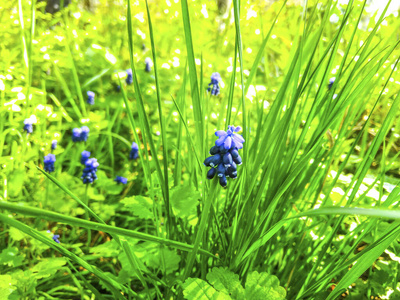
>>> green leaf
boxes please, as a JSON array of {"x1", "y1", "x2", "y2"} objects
[
  {"x1": 31, "y1": 258, "x2": 67, "y2": 279},
  {"x1": 121, "y1": 196, "x2": 153, "y2": 220},
  {"x1": 183, "y1": 278, "x2": 230, "y2": 300},
  {"x1": 0, "y1": 275, "x2": 17, "y2": 299},
  {"x1": 170, "y1": 185, "x2": 200, "y2": 218},
  {"x1": 206, "y1": 267, "x2": 244, "y2": 299},
  {"x1": 148, "y1": 248, "x2": 181, "y2": 275},
  {"x1": 90, "y1": 239, "x2": 121, "y2": 257},
  {"x1": 244, "y1": 271, "x2": 286, "y2": 300},
  {"x1": 0, "y1": 247, "x2": 24, "y2": 267},
  {"x1": 8, "y1": 169, "x2": 25, "y2": 197}
]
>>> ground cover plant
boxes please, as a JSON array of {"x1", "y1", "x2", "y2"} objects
[{"x1": 2, "y1": 0, "x2": 400, "y2": 298}]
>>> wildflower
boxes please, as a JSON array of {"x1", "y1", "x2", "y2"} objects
[
  {"x1": 204, "y1": 125, "x2": 244, "y2": 187},
  {"x1": 115, "y1": 176, "x2": 128, "y2": 184},
  {"x1": 23, "y1": 118, "x2": 34, "y2": 133},
  {"x1": 81, "y1": 157, "x2": 99, "y2": 184},
  {"x1": 81, "y1": 150, "x2": 91, "y2": 165},
  {"x1": 215, "y1": 125, "x2": 244, "y2": 150},
  {"x1": 129, "y1": 142, "x2": 139, "y2": 160},
  {"x1": 87, "y1": 91, "x2": 95, "y2": 105},
  {"x1": 145, "y1": 57, "x2": 152, "y2": 72},
  {"x1": 72, "y1": 128, "x2": 82, "y2": 142},
  {"x1": 44, "y1": 154, "x2": 56, "y2": 173},
  {"x1": 126, "y1": 69, "x2": 133, "y2": 85},
  {"x1": 51, "y1": 140, "x2": 57, "y2": 150},
  {"x1": 328, "y1": 77, "x2": 335, "y2": 89},
  {"x1": 47, "y1": 230, "x2": 60, "y2": 243},
  {"x1": 207, "y1": 72, "x2": 222, "y2": 96},
  {"x1": 80, "y1": 126, "x2": 89, "y2": 142}
]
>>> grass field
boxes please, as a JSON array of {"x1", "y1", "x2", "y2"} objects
[{"x1": 1, "y1": 0, "x2": 400, "y2": 299}]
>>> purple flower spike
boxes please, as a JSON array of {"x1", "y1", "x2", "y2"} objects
[{"x1": 87, "y1": 91, "x2": 95, "y2": 105}]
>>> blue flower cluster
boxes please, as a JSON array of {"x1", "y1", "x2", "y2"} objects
[
  {"x1": 87, "y1": 91, "x2": 95, "y2": 105},
  {"x1": 47, "y1": 230, "x2": 60, "y2": 243},
  {"x1": 207, "y1": 72, "x2": 222, "y2": 96},
  {"x1": 81, "y1": 157, "x2": 99, "y2": 184},
  {"x1": 51, "y1": 140, "x2": 57, "y2": 150},
  {"x1": 145, "y1": 57, "x2": 152, "y2": 72},
  {"x1": 204, "y1": 125, "x2": 244, "y2": 187},
  {"x1": 24, "y1": 118, "x2": 33, "y2": 133},
  {"x1": 44, "y1": 154, "x2": 56, "y2": 173},
  {"x1": 81, "y1": 150, "x2": 91, "y2": 165},
  {"x1": 115, "y1": 176, "x2": 128, "y2": 184},
  {"x1": 129, "y1": 142, "x2": 139, "y2": 160},
  {"x1": 72, "y1": 126, "x2": 90, "y2": 142},
  {"x1": 126, "y1": 69, "x2": 133, "y2": 85}
]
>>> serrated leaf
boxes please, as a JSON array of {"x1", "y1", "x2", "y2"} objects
[
  {"x1": 31, "y1": 258, "x2": 67, "y2": 279},
  {"x1": 90, "y1": 239, "x2": 120, "y2": 257},
  {"x1": 170, "y1": 185, "x2": 200, "y2": 218},
  {"x1": 244, "y1": 271, "x2": 286, "y2": 300},
  {"x1": 148, "y1": 248, "x2": 181, "y2": 274},
  {"x1": 183, "y1": 278, "x2": 231, "y2": 300},
  {"x1": 0, "y1": 247, "x2": 24, "y2": 267},
  {"x1": 9, "y1": 227, "x2": 26, "y2": 242},
  {"x1": 0, "y1": 275, "x2": 17, "y2": 299},
  {"x1": 206, "y1": 267, "x2": 244, "y2": 299},
  {"x1": 121, "y1": 196, "x2": 153, "y2": 220}
]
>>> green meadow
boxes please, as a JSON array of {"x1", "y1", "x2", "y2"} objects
[{"x1": 1, "y1": 0, "x2": 400, "y2": 299}]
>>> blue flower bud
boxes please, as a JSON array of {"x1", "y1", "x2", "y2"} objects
[
  {"x1": 23, "y1": 118, "x2": 34, "y2": 133},
  {"x1": 219, "y1": 175, "x2": 227, "y2": 187},
  {"x1": 129, "y1": 142, "x2": 139, "y2": 160},
  {"x1": 204, "y1": 154, "x2": 222, "y2": 167},
  {"x1": 51, "y1": 140, "x2": 57, "y2": 150},
  {"x1": 80, "y1": 126, "x2": 90, "y2": 142},
  {"x1": 81, "y1": 158, "x2": 99, "y2": 184},
  {"x1": 81, "y1": 150, "x2": 91, "y2": 165},
  {"x1": 223, "y1": 152, "x2": 232, "y2": 167},
  {"x1": 44, "y1": 154, "x2": 56, "y2": 173},
  {"x1": 115, "y1": 176, "x2": 128, "y2": 184},
  {"x1": 145, "y1": 57, "x2": 152, "y2": 72},
  {"x1": 87, "y1": 91, "x2": 95, "y2": 105},
  {"x1": 233, "y1": 154, "x2": 242, "y2": 165},
  {"x1": 230, "y1": 148, "x2": 239, "y2": 158},
  {"x1": 207, "y1": 168, "x2": 216, "y2": 179},
  {"x1": 216, "y1": 163, "x2": 226, "y2": 177},
  {"x1": 126, "y1": 69, "x2": 133, "y2": 85},
  {"x1": 209, "y1": 145, "x2": 220, "y2": 155}
]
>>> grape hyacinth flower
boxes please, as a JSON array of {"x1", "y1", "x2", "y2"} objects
[
  {"x1": 145, "y1": 57, "x2": 152, "y2": 72},
  {"x1": 328, "y1": 77, "x2": 335, "y2": 89},
  {"x1": 72, "y1": 126, "x2": 90, "y2": 142},
  {"x1": 47, "y1": 230, "x2": 60, "y2": 243},
  {"x1": 115, "y1": 176, "x2": 128, "y2": 184},
  {"x1": 129, "y1": 142, "x2": 139, "y2": 160},
  {"x1": 204, "y1": 125, "x2": 244, "y2": 187},
  {"x1": 51, "y1": 140, "x2": 57, "y2": 150},
  {"x1": 44, "y1": 154, "x2": 56, "y2": 173},
  {"x1": 207, "y1": 72, "x2": 222, "y2": 96},
  {"x1": 126, "y1": 69, "x2": 133, "y2": 85},
  {"x1": 81, "y1": 158, "x2": 99, "y2": 184},
  {"x1": 23, "y1": 118, "x2": 34, "y2": 133},
  {"x1": 81, "y1": 150, "x2": 91, "y2": 165},
  {"x1": 87, "y1": 91, "x2": 95, "y2": 105}
]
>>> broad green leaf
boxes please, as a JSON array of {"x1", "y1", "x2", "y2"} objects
[
  {"x1": 206, "y1": 267, "x2": 244, "y2": 299},
  {"x1": 170, "y1": 185, "x2": 200, "y2": 218},
  {"x1": 0, "y1": 247, "x2": 24, "y2": 267},
  {"x1": 183, "y1": 278, "x2": 231, "y2": 300},
  {"x1": 8, "y1": 169, "x2": 25, "y2": 197},
  {"x1": 121, "y1": 196, "x2": 153, "y2": 220},
  {"x1": 244, "y1": 271, "x2": 286, "y2": 300},
  {"x1": 31, "y1": 258, "x2": 67, "y2": 279}
]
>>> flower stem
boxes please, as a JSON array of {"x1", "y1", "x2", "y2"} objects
[{"x1": 84, "y1": 184, "x2": 91, "y2": 247}]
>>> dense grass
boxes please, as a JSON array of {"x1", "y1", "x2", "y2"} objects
[{"x1": 1, "y1": 0, "x2": 400, "y2": 299}]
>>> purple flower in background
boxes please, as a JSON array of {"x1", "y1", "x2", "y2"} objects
[
  {"x1": 51, "y1": 140, "x2": 57, "y2": 150},
  {"x1": 328, "y1": 77, "x2": 335, "y2": 89},
  {"x1": 115, "y1": 176, "x2": 128, "y2": 184},
  {"x1": 87, "y1": 91, "x2": 95, "y2": 105},
  {"x1": 204, "y1": 125, "x2": 244, "y2": 187},
  {"x1": 81, "y1": 158, "x2": 99, "y2": 184},
  {"x1": 23, "y1": 118, "x2": 34, "y2": 133},
  {"x1": 80, "y1": 126, "x2": 89, "y2": 142},
  {"x1": 215, "y1": 125, "x2": 244, "y2": 150},
  {"x1": 81, "y1": 150, "x2": 91, "y2": 165},
  {"x1": 129, "y1": 142, "x2": 139, "y2": 160},
  {"x1": 126, "y1": 69, "x2": 133, "y2": 85},
  {"x1": 207, "y1": 72, "x2": 222, "y2": 96},
  {"x1": 72, "y1": 128, "x2": 82, "y2": 142},
  {"x1": 47, "y1": 230, "x2": 60, "y2": 243},
  {"x1": 145, "y1": 57, "x2": 152, "y2": 72},
  {"x1": 44, "y1": 154, "x2": 56, "y2": 173}
]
